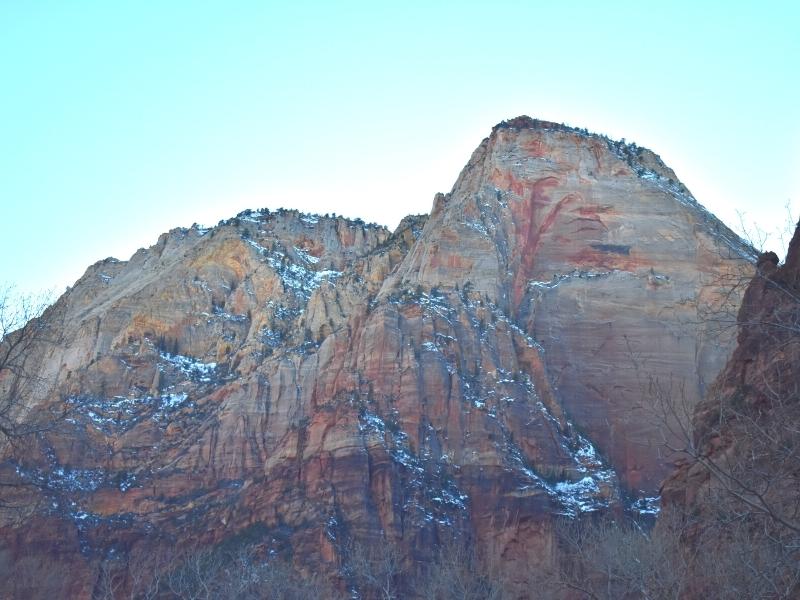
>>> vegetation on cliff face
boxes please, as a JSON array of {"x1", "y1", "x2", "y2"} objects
[
  {"x1": 0, "y1": 119, "x2": 775, "y2": 598},
  {"x1": 63, "y1": 219, "x2": 795, "y2": 596}
]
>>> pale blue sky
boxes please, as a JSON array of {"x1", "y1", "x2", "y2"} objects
[{"x1": 1, "y1": 1, "x2": 798, "y2": 297}]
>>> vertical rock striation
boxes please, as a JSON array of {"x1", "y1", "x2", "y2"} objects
[{"x1": 0, "y1": 118, "x2": 753, "y2": 597}]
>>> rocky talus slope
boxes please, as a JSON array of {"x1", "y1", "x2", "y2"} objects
[{"x1": 0, "y1": 117, "x2": 753, "y2": 597}]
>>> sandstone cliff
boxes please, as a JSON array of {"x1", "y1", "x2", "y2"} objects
[
  {"x1": 660, "y1": 223, "x2": 800, "y2": 595},
  {"x1": 0, "y1": 117, "x2": 754, "y2": 597}
]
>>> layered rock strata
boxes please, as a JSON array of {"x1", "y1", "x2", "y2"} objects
[{"x1": 0, "y1": 117, "x2": 753, "y2": 597}]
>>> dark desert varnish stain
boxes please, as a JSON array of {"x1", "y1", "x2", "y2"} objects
[{"x1": 567, "y1": 247, "x2": 648, "y2": 272}]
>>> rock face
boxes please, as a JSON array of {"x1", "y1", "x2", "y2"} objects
[
  {"x1": 661, "y1": 223, "x2": 800, "y2": 533},
  {"x1": 0, "y1": 117, "x2": 753, "y2": 597},
  {"x1": 656, "y1": 225, "x2": 800, "y2": 597}
]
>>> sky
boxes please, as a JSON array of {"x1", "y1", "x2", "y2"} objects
[{"x1": 1, "y1": 1, "x2": 798, "y2": 298}]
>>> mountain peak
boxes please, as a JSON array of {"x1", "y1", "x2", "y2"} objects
[
  {"x1": 0, "y1": 116, "x2": 757, "y2": 598},
  {"x1": 492, "y1": 114, "x2": 565, "y2": 132}
]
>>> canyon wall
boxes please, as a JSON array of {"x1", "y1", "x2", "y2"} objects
[{"x1": 0, "y1": 117, "x2": 754, "y2": 597}]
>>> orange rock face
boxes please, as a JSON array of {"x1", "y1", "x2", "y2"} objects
[{"x1": 0, "y1": 118, "x2": 753, "y2": 597}]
